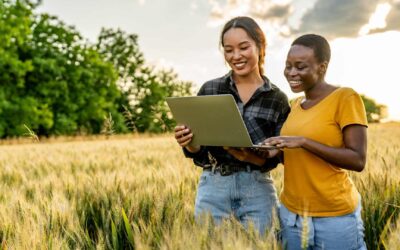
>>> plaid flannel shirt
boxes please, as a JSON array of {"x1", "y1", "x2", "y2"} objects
[{"x1": 183, "y1": 72, "x2": 290, "y2": 170}]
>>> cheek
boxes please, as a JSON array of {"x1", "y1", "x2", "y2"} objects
[
  {"x1": 223, "y1": 52, "x2": 231, "y2": 61},
  {"x1": 283, "y1": 69, "x2": 289, "y2": 77},
  {"x1": 250, "y1": 48, "x2": 259, "y2": 61}
]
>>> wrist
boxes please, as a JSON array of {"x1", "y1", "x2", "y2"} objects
[
  {"x1": 185, "y1": 145, "x2": 201, "y2": 153},
  {"x1": 300, "y1": 137, "x2": 307, "y2": 148}
]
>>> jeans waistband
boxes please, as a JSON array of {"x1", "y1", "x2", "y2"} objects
[{"x1": 203, "y1": 163, "x2": 266, "y2": 176}]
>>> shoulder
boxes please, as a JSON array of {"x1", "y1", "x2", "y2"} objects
[
  {"x1": 268, "y1": 82, "x2": 290, "y2": 105},
  {"x1": 335, "y1": 87, "x2": 359, "y2": 96},
  {"x1": 198, "y1": 73, "x2": 230, "y2": 95},
  {"x1": 270, "y1": 82, "x2": 288, "y2": 97},
  {"x1": 334, "y1": 87, "x2": 362, "y2": 101},
  {"x1": 333, "y1": 87, "x2": 367, "y2": 126}
]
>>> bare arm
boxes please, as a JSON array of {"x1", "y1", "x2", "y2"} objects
[{"x1": 263, "y1": 124, "x2": 367, "y2": 172}]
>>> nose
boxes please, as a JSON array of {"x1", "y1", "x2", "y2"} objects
[
  {"x1": 233, "y1": 49, "x2": 241, "y2": 60},
  {"x1": 288, "y1": 67, "x2": 298, "y2": 77}
]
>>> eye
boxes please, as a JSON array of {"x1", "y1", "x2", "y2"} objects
[
  {"x1": 240, "y1": 46, "x2": 249, "y2": 50},
  {"x1": 297, "y1": 65, "x2": 307, "y2": 70},
  {"x1": 224, "y1": 49, "x2": 233, "y2": 53}
]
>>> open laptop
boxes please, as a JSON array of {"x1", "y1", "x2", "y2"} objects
[{"x1": 166, "y1": 94, "x2": 276, "y2": 149}]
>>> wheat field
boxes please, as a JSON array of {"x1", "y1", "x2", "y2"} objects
[{"x1": 0, "y1": 123, "x2": 399, "y2": 249}]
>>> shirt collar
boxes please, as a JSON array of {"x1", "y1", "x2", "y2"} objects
[{"x1": 225, "y1": 70, "x2": 272, "y2": 92}]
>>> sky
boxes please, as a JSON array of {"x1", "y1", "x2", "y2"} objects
[{"x1": 37, "y1": 0, "x2": 400, "y2": 121}]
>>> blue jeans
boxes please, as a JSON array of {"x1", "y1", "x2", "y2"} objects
[
  {"x1": 194, "y1": 170, "x2": 278, "y2": 235},
  {"x1": 278, "y1": 202, "x2": 367, "y2": 250}
]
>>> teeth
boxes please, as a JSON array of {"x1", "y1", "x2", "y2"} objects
[
  {"x1": 234, "y1": 62, "x2": 245, "y2": 67},
  {"x1": 289, "y1": 80, "x2": 301, "y2": 85}
]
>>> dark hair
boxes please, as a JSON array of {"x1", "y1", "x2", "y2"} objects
[
  {"x1": 291, "y1": 34, "x2": 331, "y2": 64},
  {"x1": 220, "y1": 16, "x2": 267, "y2": 75}
]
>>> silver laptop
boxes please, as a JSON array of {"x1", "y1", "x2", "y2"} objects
[{"x1": 166, "y1": 94, "x2": 276, "y2": 149}]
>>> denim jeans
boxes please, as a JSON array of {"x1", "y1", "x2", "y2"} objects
[
  {"x1": 278, "y1": 201, "x2": 367, "y2": 250},
  {"x1": 194, "y1": 169, "x2": 278, "y2": 235}
]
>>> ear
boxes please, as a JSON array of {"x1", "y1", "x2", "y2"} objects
[{"x1": 319, "y1": 62, "x2": 328, "y2": 75}]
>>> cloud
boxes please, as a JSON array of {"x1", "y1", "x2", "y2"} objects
[
  {"x1": 289, "y1": 0, "x2": 400, "y2": 39},
  {"x1": 207, "y1": 0, "x2": 292, "y2": 27},
  {"x1": 386, "y1": 1, "x2": 400, "y2": 29},
  {"x1": 292, "y1": 0, "x2": 379, "y2": 39},
  {"x1": 368, "y1": 1, "x2": 400, "y2": 33},
  {"x1": 248, "y1": 1, "x2": 291, "y2": 20},
  {"x1": 206, "y1": 0, "x2": 400, "y2": 40}
]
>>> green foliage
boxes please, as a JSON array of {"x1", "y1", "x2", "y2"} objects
[
  {"x1": 97, "y1": 28, "x2": 193, "y2": 133},
  {"x1": 0, "y1": 0, "x2": 128, "y2": 137},
  {"x1": 361, "y1": 95, "x2": 387, "y2": 123},
  {"x1": 0, "y1": 1, "x2": 192, "y2": 137}
]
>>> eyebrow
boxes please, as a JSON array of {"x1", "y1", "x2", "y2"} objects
[{"x1": 224, "y1": 41, "x2": 251, "y2": 47}]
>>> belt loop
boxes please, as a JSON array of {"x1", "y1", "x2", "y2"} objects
[
  {"x1": 246, "y1": 165, "x2": 251, "y2": 172},
  {"x1": 211, "y1": 165, "x2": 216, "y2": 175}
]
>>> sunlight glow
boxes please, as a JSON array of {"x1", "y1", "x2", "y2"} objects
[
  {"x1": 359, "y1": 3, "x2": 392, "y2": 35},
  {"x1": 328, "y1": 31, "x2": 400, "y2": 121}
]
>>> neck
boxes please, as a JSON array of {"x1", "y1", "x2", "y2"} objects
[
  {"x1": 233, "y1": 71, "x2": 263, "y2": 86},
  {"x1": 304, "y1": 80, "x2": 329, "y2": 100}
]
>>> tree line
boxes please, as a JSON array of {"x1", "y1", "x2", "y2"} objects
[
  {"x1": 0, "y1": 1, "x2": 386, "y2": 138},
  {"x1": 0, "y1": 0, "x2": 192, "y2": 138}
]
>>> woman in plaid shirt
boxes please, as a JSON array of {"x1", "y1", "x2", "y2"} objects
[{"x1": 174, "y1": 16, "x2": 290, "y2": 235}]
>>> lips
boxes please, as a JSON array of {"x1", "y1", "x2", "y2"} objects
[
  {"x1": 233, "y1": 61, "x2": 246, "y2": 70},
  {"x1": 289, "y1": 80, "x2": 302, "y2": 88}
]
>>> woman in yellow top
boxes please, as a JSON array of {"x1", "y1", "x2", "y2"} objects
[{"x1": 263, "y1": 34, "x2": 368, "y2": 249}]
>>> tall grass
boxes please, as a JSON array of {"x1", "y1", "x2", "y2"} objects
[{"x1": 0, "y1": 123, "x2": 399, "y2": 249}]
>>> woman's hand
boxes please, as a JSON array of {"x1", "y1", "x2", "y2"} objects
[
  {"x1": 262, "y1": 136, "x2": 306, "y2": 149},
  {"x1": 174, "y1": 125, "x2": 200, "y2": 153}
]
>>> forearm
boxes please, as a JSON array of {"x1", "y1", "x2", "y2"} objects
[
  {"x1": 302, "y1": 138, "x2": 366, "y2": 172},
  {"x1": 185, "y1": 145, "x2": 201, "y2": 154},
  {"x1": 249, "y1": 156, "x2": 266, "y2": 167}
]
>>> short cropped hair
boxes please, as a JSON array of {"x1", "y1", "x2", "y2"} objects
[{"x1": 292, "y1": 34, "x2": 331, "y2": 64}]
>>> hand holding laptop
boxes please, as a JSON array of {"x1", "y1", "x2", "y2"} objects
[{"x1": 174, "y1": 125, "x2": 200, "y2": 153}]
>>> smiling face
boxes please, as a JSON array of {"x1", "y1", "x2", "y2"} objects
[
  {"x1": 223, "y1": 28, "x2": 260, "y2": 78},
  {"x1": 284, "y1": 44, "x2": 327, "y2": 93}
]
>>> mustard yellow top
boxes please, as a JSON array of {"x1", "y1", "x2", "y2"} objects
[{"x1": 280, "y1": 87, "x2": 368, "y2": 217}]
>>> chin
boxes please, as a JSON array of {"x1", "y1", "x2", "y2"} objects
[
  {"x1": 234, "y1": 72, "x2": 249, "y2": 77},
  {"x1": 232, "y1": 68, "x2": 255, "y2": 77},
  {"x1": 290, "y1": 87, "x2": 303, "y2": 93}
]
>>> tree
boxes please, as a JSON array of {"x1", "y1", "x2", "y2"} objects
[
  {"x1": 361, "y1": 95, "x2": 387, "y2": 123},
  {"x1": 96, "y1": 28, "x2": 193, "y2": 133},
  {"x1": 0, "y1": 1, "x2": 192, "y2": 137},
  {"x1": 0, "y1": 0, "x2": 128, "y2": 137},
  {"x1": 0, "y1": 0, "x2": 35, "y2": 136}
]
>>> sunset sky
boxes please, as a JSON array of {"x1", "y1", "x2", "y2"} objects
[{"x1": 38, "y1": 0, "x2": 400, "y2": 121}]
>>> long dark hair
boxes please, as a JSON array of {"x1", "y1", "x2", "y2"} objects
[{"x1": 220, "y1": 16, "x2": 267, "y2": 76}]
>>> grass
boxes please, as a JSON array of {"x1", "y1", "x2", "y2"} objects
[{"x1": 0, "y1": 123, "x2": 399, "y2": 249}]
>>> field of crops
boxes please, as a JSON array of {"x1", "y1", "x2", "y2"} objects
[{"x1": 0, "y1": 123, "x2": 399, "y2": 249}]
